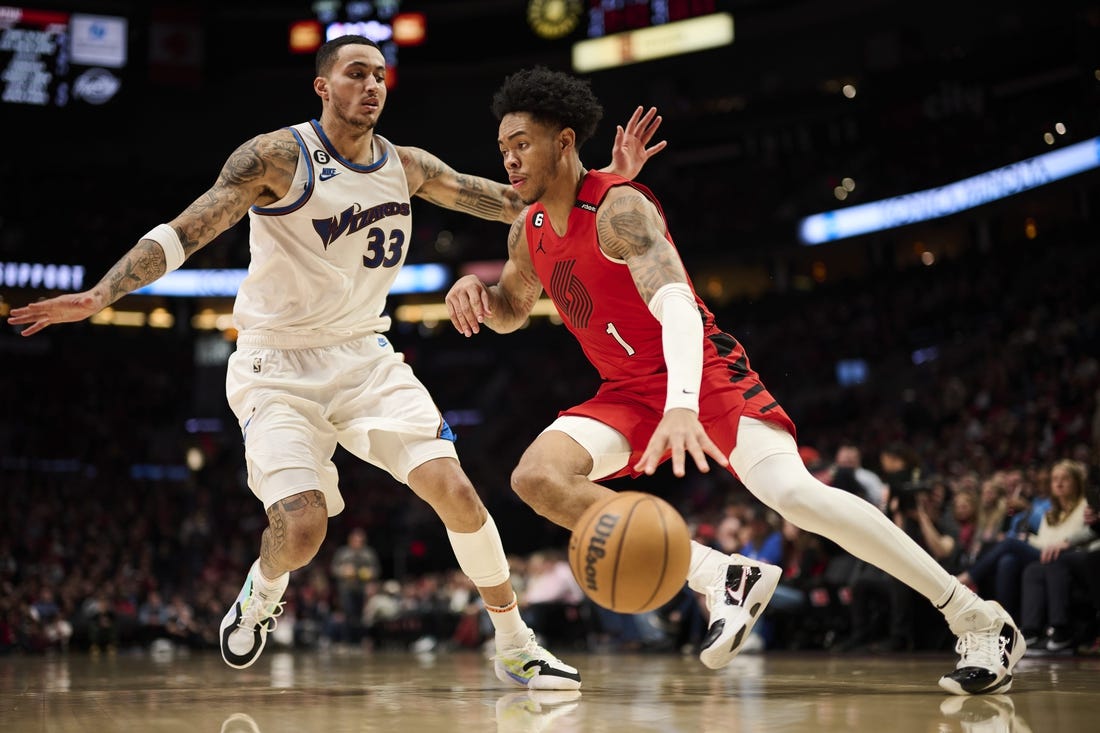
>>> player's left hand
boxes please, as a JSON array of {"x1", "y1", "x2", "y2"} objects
[
  {"x1": 634, "y1": 407, "x2": 728, "y2": 478},
  {"x1": 8, "y1": 291, "x2": 104, "y2": 336},
  {"x1": 607, "y1": 106, "x2": 667, "y2": 180}
]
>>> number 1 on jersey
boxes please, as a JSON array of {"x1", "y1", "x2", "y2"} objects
[{"x1": 605, "y1": 322, "x2": 635, "y2": 356}]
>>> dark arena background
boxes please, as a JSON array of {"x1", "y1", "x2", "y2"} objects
[{"x1": 2, "y1": 1, "x2": 1099, "y2": 731}]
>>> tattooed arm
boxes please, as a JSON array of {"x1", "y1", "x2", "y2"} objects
[
  {"x1": 597, "y1": 186, "x2": 726, "y2": 479},
  {"x1": 398, "y1": 106, "x2": 666, "y2": 225},
  {"x1": 445, "y1": 214, "x2": 544, "y2": 335},
  {"x1": 399, "y1": 145, "x2": 524, "y2": 224},
  {"x1": 8, "y1": 130, "x2": 299, "y2": 336},
  {"x1": 596, "y1": 186, "x2": 688, "y2": 300}
]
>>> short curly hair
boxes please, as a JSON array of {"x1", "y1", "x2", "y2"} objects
[{"x1": 491, "y1": 66, "x2": 604, "y2": 149}]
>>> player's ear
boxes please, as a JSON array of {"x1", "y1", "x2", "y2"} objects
[
  {"x1": 559, "y1": 127, "x2": 575, "y2": 153},
  {"x1": 314, "y1": 77, "x2": 328, "y2": 100}
]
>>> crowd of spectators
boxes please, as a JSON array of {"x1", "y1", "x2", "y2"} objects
[{"x1": 3, "y1": 212, "x2": 1099, "y2": 661}]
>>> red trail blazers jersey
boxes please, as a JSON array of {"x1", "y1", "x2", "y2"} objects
[{"x1": 524, "y1": 171, "x2": 795, "y2": 478}]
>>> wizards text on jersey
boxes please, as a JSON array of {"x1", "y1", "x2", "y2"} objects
[{"x1": 312, "y1": 201, "x2": 411, "y2": 250}]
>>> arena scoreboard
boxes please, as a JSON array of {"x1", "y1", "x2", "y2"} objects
[{"x1": 0, "y1": 5, "x2": 127, "y2": 107}]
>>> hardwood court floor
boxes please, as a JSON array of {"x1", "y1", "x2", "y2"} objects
[{"x1": 1, "y1": 647, "x2": 1095, "y2": 732}]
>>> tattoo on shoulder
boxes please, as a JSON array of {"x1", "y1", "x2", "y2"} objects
[{"x1": 597, "y1": 194, "x2": 655, "y2": 258}]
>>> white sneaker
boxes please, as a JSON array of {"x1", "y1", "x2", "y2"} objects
[
  {"x1": 219, "y1": 562, "x2": 287, "y2": 669},
  {"x1": 939, "y1": 601, "x2": 1025, "y2": 695},
  {"x1": 493, "y1": 629, "x2": 582, "y2": 690},
  {"x1": 699, "y1": 559, "x2": 781, "y2": 669}
]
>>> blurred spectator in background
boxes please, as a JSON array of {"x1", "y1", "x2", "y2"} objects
[
  {"x1": 330, "y1": 527, "x2": 381, "y2": 645},
  {"x1": 1019, "y1": 467, "x2": 1100, "y2": 653},
  {"x1": 518, "y1": 549, "x2": 586, "y2": 648},
  {"x1": 950, "y1": 490, "x2": 980, "y2": 574},
  {"x1": 976, "y1": 476, "x2": 1009, "y2": 556},
  {"x1": 1004, "y1": 466, "x2": 1052, "y2": 538},
  {"x1": 833, "y1": 443, "x2": 888, "y2": 510},
  {"x1": 959, "y1": 459, "x2": 1089, "y2": 621}
]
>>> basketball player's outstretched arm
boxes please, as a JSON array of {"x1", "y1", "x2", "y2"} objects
[
  {"x1": 8, "y1": 131, "x2": 298, "y2": 336},
  {"x1": 401, "y1": 106, "x2": 665, "y2": 224},
  {"x1": 596, "y1": 187, "x2": 730, "y2": 478},
  {"x1": 445, "y1": 215, "x2": 543, "y2": 335}
]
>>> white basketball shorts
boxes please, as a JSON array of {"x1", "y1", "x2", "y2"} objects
[{"x1": 226, "y1": 332, "x2": 458, "y2": 516}]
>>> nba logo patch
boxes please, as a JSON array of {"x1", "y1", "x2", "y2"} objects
[{"x1": 252, "y1": 357, "x2": 262, "y2": 373}]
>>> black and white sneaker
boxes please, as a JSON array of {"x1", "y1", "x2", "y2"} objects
[
  {"x1": 939, "y1": 601, "x2": 1025, "y2": 695},
  {"x1": 494, "y1": 629, "x2": 582, "y2": 690},
  {"x1": 698, "y1": 559, "x2": 781, "y2": 669},
  {"x1": 219, "y1": 561, "x2": 286, "y2": 669}
]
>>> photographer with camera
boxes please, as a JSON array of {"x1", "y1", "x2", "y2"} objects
[
  {"x1": 958, "y1": 459, "x2": 1089, "y2": 623},
  {"x1": 838, "y1": 444, "x2": 959, "y2": 652}
]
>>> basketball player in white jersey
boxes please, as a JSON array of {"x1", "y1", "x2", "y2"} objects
[{"x1": 7, "y1": 35, "x2": 666, "y2": 690}]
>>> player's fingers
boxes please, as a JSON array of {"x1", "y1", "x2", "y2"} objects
[
  {"x1": 645, "y1": 140, "x2": 668, "y2": 158},
  {"x1": 444, "y1": 298, "x2": 469, "y2": 334},
  {"x1": 638, "y1": 108, "x2": 660, "y2": 139},
  {"x1": 479, "y1": 288, "x2": 493, "y2": 318},
  {"x1": 700, "y1": 433, "x2": 729, "y2": 467},
  {"x1": 634, "y1": 436, "x2": 665, "y2": 476},
  {"x1": 19, "y1": 320, "x2": 48, "y2": 337},
  {"x1": 447, "y1": 292, "x2": 479, "y2": 335},
  {"x1": 670, "y1": 442, "x2": 687, "y2": 478},
  {"x1": 624, "y1": 105, "x2": 644, "y2": 132}
]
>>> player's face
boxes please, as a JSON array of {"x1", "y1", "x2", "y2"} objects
[
  {"x1": 498, "y1": 112, "x2": 566, "y2": 205},
  {"x1": 322, "y1": 44, "x2": 388, "y2": 130}
]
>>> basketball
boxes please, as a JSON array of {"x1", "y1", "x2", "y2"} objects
[{"x1": 567, "y1": 491, "x2": 691, "y2": 614}]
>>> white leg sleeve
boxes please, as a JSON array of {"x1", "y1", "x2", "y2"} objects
[
  {"x1": 446, "y1": 514, "x2": 511, "y2": 588},
  {"x1": 731, "y1": 418, "x2": 954, "y2": 602}
]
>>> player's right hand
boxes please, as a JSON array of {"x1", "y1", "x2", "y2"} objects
[
  {"x1": 7, "y1": 292, "x2": 104, "y2": 336},
  {"x1": 445, "y1": 274, "x2": 493, "y2": 337}
]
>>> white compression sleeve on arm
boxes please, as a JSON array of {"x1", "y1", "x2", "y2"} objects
[
  {"x1": 446, "y1": 514, "x2": 511, "y2": 588},
  {"x1": 142, "y1": 223, "x2": 186, "y2": 273},
  {"x1": 648, "y1": 282, "x2": 703, "y2": 412}
]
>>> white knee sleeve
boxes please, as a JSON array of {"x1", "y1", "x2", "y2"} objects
[
  {"x1": 446, "y1": 514, "x2": 511, "y2": 588},
  {"x1": 741, "y1": 451, "x2": 953, "y2": 602}
]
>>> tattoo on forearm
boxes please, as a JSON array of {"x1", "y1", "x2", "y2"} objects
[
  {"x1": 453, "y1": 176, "x2": 504, "y2": 219},
  {"x1": 104, "y1": 241, "x2": 167, "y2": 302}
]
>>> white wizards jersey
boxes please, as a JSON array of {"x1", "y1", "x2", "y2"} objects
[{"x1": 234, "y1": 121, "x2": 412, "y2": 344}]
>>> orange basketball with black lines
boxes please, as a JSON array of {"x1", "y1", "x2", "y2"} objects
[{"x1": 568, "y1": 491, "x2": 691, "y2": 614}]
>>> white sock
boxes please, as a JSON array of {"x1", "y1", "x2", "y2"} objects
[
  {"x1": 935, "y1": 580, "x2": 994, "y2": 633},
  {"x1": 250, "y1": 559, "x2": 289, "y2": 604},
  {"x1": 487, "y1": 594, "x2": 529, "y2": 649}
]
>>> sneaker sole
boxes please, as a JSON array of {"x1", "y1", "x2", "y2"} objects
[{"x1": 699, "y1": 562, "x2": 782, "y2": 670}]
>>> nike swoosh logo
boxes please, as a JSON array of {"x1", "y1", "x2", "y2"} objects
[{"x1": 319, "y1": 169, "x2": 341, "y2": 181}]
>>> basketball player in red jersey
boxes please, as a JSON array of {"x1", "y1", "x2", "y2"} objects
[{"x1": 445, "y1": 67, "x2": 1024, "y2": 694}]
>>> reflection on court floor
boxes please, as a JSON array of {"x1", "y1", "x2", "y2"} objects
[{"x1": 2, "y1": 648, "x2": 1094, "y2": 732}]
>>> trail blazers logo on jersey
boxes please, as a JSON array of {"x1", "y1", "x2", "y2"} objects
[
  {"x1": 312, "y1": 201, "x2": 411, "y2": 249},
  {"x1": 549, "y1": 259, "x2": 593, "y2": 328}
]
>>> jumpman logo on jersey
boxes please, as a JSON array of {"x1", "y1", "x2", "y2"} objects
[{"x1": 536, "y1": 235, "x2": 546, "y2": 254}]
